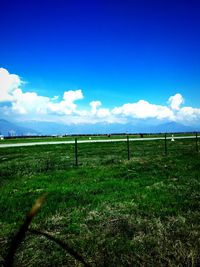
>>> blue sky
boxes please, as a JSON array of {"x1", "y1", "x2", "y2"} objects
[{"x1": 0, "y1": 0, "x2": 200, "y2": 127}]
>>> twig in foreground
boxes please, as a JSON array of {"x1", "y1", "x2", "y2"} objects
[
  {"x1": 29, "y1": 229, "x2": 92, "y2": 267},
  {"x1": 4, "y1": 194, "x2": 46, "y2": 267}
]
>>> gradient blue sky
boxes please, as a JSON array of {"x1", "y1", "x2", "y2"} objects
[{"x1": 0, "y1": 0, "x2": 200, "y2": 126}]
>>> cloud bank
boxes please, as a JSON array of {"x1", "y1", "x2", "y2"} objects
[{"x1": 0, "y1": 67, "x2": 200, "y2": 125}]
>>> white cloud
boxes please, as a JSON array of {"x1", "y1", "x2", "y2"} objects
[
  {"x1": 97, "y1": 108, "x2": 111, "y2": 118},
  {"x1": 89, "y1": 101, "x2": 111, "y2": 118},
  {"x1": 12, "y1": 89, "x2": 50, "y2": 114},
  {"x1": 51, "y1": 95, "x2": 59, "y2": 101},
  {"x1": 0, "y1": 68, "x2": 22, "y2": 102},
  {"x1": 90, "y1": 101, "x2": 102, "y2": 114},
  {"x1": 63, "y1": 89, "x2": 83, "y2": 107},
  {"x1": 0, "y1": 68, "x2": 200, "y2": 126},
  {"x1": 176, "y1": 106, "x2": 200, "y2": 123},
  {"x1": 112, "y1": 100, "x2": 174, "y2": 120},
  {"x1": 0, "y1": 68, "x2": 84, "y2": 116},
  {"x1": 168, "y1": 93, "x2": 184, "y2": 110},
  {"x1": 47, "y1": 89, "x2": 83, "y2": 115}
]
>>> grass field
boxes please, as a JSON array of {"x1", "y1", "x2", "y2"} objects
[
  {"x1": 0, "y1": 134, "x2": 139, "y2": 144},
  {"x1": 0, "y1": 138, "x2": 200, "y2": 266},
  {"x1": 0, "y1": 132, "x2": 196, "y2": 144}
]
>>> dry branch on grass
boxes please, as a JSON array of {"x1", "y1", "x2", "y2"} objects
[{"x1": 3, "y1": 195, "x2": 91, "y2": 267}]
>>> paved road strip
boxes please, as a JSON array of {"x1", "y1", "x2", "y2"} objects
[{"x1": 0, "y1": 135, "x2": 197, "y2": 148}]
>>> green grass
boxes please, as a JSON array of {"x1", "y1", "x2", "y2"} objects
[
  {"x1": 0, "y1": 139, "x2": 200, "y2": 266},
  {"x1": 0, "y1": 134, "x2": 135, "y2": 144},
  {"x1": 0, "y1": 132, "x2": 197, "y2": 144}
]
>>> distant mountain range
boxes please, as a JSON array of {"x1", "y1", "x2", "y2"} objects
[
  {"x1": 143, "y1": 122, "x2": 196, "y2": 134},
  {"x1": 0, "y1": 118, "x2": 198, "y2": 136},
  {"x1": 0, "y1": 119, "x2": 39, "y2": 136}
]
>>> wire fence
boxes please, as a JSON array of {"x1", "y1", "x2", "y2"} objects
[
  {"x1": 0, "y1": 133, "x2": 199, "y2": 178},
  {"x1": 70, "y1": 133, "x2": 199, "y2": 167}
]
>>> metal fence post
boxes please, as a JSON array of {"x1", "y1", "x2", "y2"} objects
[
  {"x1": 164, "y1": 133, "x2": 167, "y2": 155},
  {"x1": 127, "y1": 135, "x2": 130, "y2": 160},
  {"x1": 196, "y1": 132, "x2": 198, "y2": 152},
  {"x1": 74, "y1": 138, "x2": 78, "y2": 166}
]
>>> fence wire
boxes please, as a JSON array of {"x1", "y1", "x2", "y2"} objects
[
  {"x1": 69, "y1": 134, "x2": 199, "y2": 167},
  {"x1": 0, "y1": 134, "x2": 198, "y2": 177}
]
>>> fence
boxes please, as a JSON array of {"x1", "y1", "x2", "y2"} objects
[
  {"x1": 71, "y1": 133, "x2": 199, "y2": 167},
  {"x1": 0, "y1": 133, "x2": 199, "y2": 177}
]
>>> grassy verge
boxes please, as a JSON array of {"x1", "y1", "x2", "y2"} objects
[{"x1": 0, "y1": 140, "x2": 200, "y2": 266}]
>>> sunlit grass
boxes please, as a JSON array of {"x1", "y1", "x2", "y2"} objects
[{"x1": 0, "y1": 139, "x2": 200, "y2": 266}]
